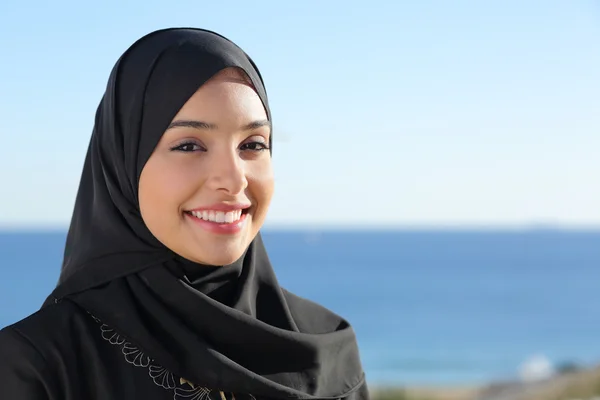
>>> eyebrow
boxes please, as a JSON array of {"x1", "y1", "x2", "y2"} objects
[{"x1": 167, "y1": 119, "x2": 271, "y2": 131}]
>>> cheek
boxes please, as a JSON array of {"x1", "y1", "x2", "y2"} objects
[
  {"x1": 247, "y1": 160, "x2": 274, "y2": 207},
  {"x1": 139, "y1": 157, "x2": 199, "y2": 219}
]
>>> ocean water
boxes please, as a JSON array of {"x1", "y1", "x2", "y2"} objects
[{"x1": 1, "y1": 229, "x2": 599, "y2": 386}]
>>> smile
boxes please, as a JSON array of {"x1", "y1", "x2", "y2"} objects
[
  {"x1": 188, "y1": 209, "x2": 243, "y2": 224},
  {"x1": 183, "y1": 206, "x2": 250, "y2": 235}
]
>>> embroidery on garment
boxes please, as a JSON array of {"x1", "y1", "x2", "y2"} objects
[{"x1": 88, "y1": 313, "x2": 256, "y2": 400}]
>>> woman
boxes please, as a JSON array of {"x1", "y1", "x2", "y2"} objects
[{"x1": 0, "y1": 28, "x2": 369, "y2": 400}]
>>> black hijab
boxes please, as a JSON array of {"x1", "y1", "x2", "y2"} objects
[{"x1": 43, "y1": 28, "x2": 368, "y2": 400}]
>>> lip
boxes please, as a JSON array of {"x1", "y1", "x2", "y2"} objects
[
  {"x1": 186, "y1": 203, "x2": 251, "y2": 212},
  {"x1": 185, "y1": 211, "x2": 248, "y2": 235}
]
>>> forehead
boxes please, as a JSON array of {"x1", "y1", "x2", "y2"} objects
[{"x1": 170, "y1": 67, "x2": 267, "y2": 125}]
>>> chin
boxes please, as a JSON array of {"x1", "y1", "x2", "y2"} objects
[{"x1": 187, "y1": 247, "x2": 246, "y2": 267}]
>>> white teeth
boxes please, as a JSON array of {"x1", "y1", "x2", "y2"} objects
[{"x1": 189, "y1": 209, "x2": 245, "y2": 224}]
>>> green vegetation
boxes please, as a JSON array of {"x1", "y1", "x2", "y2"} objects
[{"x1": 555, "y1": 361, "x2": 582, "y2": 375}]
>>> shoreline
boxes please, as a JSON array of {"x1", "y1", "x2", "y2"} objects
[
  {"x1": 369, "y1": 365, "x2": 600, "y2": 400},
  {"x1": 372, "y1": 385, "x2": 483, "y2": 400}
]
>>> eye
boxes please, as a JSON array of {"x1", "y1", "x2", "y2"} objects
[
  {"x1": 170, "y1": 141, "x2": 205, "y2": 152},
  {"x1": 240, "y1": 141, "x2": 270, "y2": 152}
]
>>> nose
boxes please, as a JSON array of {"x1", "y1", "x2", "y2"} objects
[{"x1": 206, "y1": 149, "x2": 248, "y2": 195}]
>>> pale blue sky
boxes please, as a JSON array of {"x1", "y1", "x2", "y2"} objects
[{"x1": 0, "y1": 0, "x2": 598, "y2": 228}]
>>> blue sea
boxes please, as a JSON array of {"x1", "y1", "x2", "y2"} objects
[{"x1": 1, "y1": 229, "x2": 599, "y2": 386}]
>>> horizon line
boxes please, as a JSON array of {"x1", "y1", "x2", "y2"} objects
[{"x1": 2, "y1": 222, "x2": 600, "y2": 233}]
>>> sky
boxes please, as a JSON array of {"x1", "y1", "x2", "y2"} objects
[{"x1": 0, "y1": 0, "x2": 598, "y2": 229}]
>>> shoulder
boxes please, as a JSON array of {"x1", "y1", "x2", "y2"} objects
[
  {"x1": 0, "y1": 326, "x2": 53, "y2": 398},
  {"x1": 0, "y1": 300, "x2": 87, "y2": 356},
  {"x1": 2, "y1": 300, "x2": 90, "y2": 346},
  {"x1": 0, "y1": 301, "x2": 98, "y2": 399},
  {"x1": 0, "y1": 300, "x2": 95, "y2": 369},
  {"x1": 0, "y1": 305, "x2": 68, "y2": 398},
  {"x1": 1, "y1": 299, "x2": 102, "y2": 362},
  {"x1": 0, "y1": 323, "x2": 48, "y2": 368}
]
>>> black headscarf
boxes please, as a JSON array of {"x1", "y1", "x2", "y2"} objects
[{"x1": 43, "y1": 28, "x2": 367, "y2": 400}]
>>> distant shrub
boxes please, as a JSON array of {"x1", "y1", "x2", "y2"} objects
[{"x1": 556, "y1": 361, "x2": 582, "y2": 374}]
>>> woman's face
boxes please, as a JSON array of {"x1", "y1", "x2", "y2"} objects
[{"x1": 138, "y1": 67, "x2": 274, "y2": 266}]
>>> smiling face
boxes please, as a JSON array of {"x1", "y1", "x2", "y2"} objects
[{"x1": 138, "y1": 67, "x2": 274, "y2": 266}]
